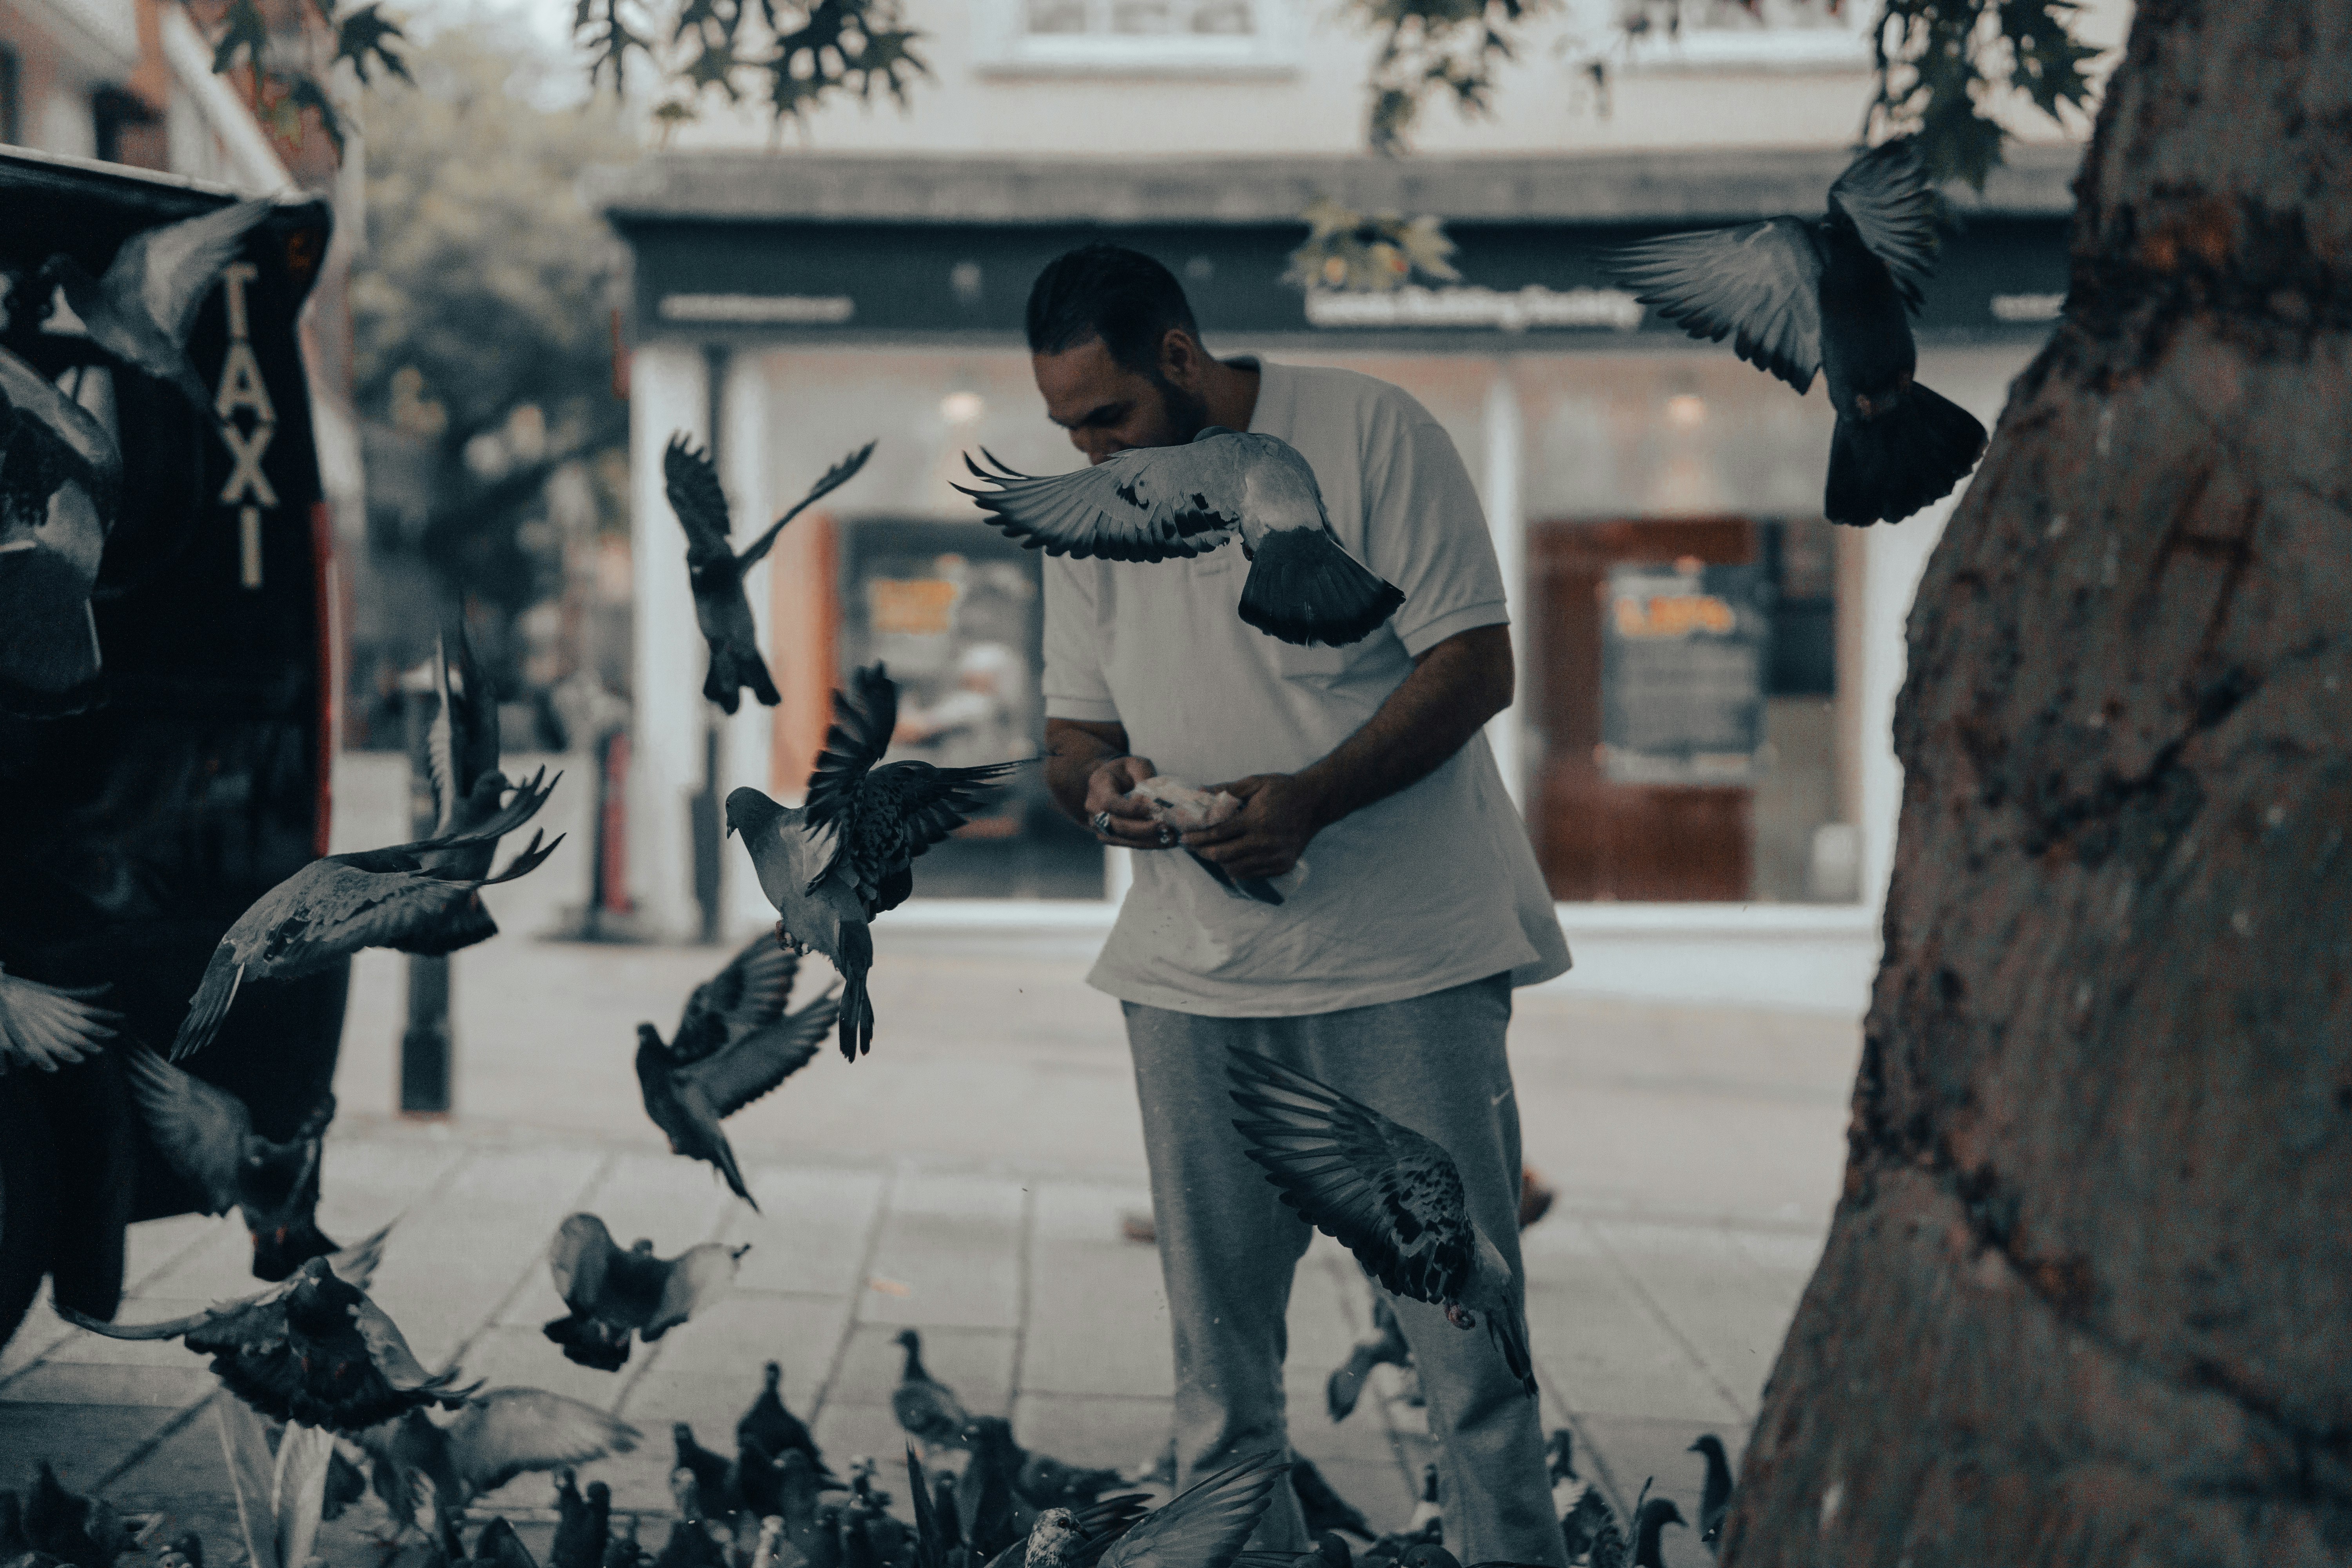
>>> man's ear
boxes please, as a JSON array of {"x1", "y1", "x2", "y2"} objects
[{"x1": 1158, "y1": 326, "x2": 1205, "y2": 387}]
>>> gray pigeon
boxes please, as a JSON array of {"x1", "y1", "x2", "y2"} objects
[
  {"x1": 169, "y1": 769, "x2": 561, "y2": 1060},
  {"x1": 0, "y1": 964, "x2": 116, "y2": 1074},
  {"x1": 636, "y1": 934, "x2": 839, "y2": 1208},
  {"x1": 956, "y1": 429, "x2": 1403, "y2": 648},
  {"x1": 1608, "y1": 137, "x2": 1985, "y2": 526},
  {"x1": 356, "y1": 1390, "x2": 639, "y2": 1554},
  {"x1": 664, "y1": 434, "x2": 874, "y2": 714},
  {"x1": 725, "y1": 786, "x2": 877, "y2": 1061},
  {"x1": 120, "y1": 1042, "x2": 341, "y2": 1280},
  {"x1": 1225, "y1": 1051, "x2": 1536, "y2": 1398},
  {"x1": 1324, "y1": 1295, "x2": 1410, "y2": 1422},
  {"x1": 541, "y1": 1212, "x2": 748, "y2": 1372},
  {"x1": 0, "y1": 343, "x2": 120, "y2": 709},
  {"x1": 36, "y1": 197, "x2": 278, "y2": 414},
  {"x1": 889, "y1": 1329, "x2": 970, "y2": 1454}
]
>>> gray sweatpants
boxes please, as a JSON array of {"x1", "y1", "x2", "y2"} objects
[{"x1": 1123, "y1": 973, "x2": 1564, "y2": 1568}]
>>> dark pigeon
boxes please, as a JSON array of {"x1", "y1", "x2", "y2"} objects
[
  {"x1": 22, "y1": 1461, "x2": 134, "y2": 1568},
  {"x1": 672, "y1": 1423, "x2": 733, "y2": 1514},
  {"x1": 36, "y1": 197, "x2": 277, "y2": 414},
  {"x1": 1289, "y1": 1457, "x2": 1372, "y2": 1543},
  {"x1": 420, "y1": 623, "x2": 513, "y2": 895},
  {"x1": 1608, "y1": 137, "x2": 1986, "y2": 526},
  {"x1": 357, "y1": 1390, "x2": 639, "y2": 1553},
  {"x1": 169, "y1": 769, "x2": 562, "y2": 1060},
  {"x1": 956, "y1": 430, "x2": 1405, "y2": 648},
  {"x1": 472, "y1": 1516, "x2": 543, "y2": 1568},
  {"x1": 121, "y1": 1042, "x2": 340, "y2": 1280},
  {"x1": 891, "y1": 1328, "x2": 972, "y2": 1454},
  {"x1": 0, "y1": 965, "x2": 116, "y2": 1074},
  {"x1": 58, "y1": 1242, "x2": 471, "y2": 1433},
  {"x1": 0, "y1": 342, "x2": 121, "y2": 711},
  {"x1": 1688, "y1": 1434, "x2": 1733, "y2": 1555},
  {"x1": 1630, "y1": 1490, "x2": 1685, "y2": 1568},
  {"x1": 1226, "y1": 1050, "x2": 1535, "y2": 1397},
  {"x1": 541, "y1": 1213, "x2": 746, "y2": 1372},
  {"x1": 636, "y1": 935, "x2": 838, "y2": 1208},
  {"x1": 665, "y1": 434, "x2": 874, "y2": 713},
  {"x1": 1325, "y1": 1295, "x2": 1410, "y2": 1422},
  {"x1": 551, "y1": 1471, "x2": 612, "y2": 1568},
  {"x1": 738, "y1": 1360, "x2": 838, "y2": 1487}
]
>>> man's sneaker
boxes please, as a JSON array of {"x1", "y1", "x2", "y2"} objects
[{"x1": 1518, "y1": 1165, "x2": 1556, "y2": 1231}]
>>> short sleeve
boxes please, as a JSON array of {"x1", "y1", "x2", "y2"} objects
[
  {"x1": 1357, "y1": 402, "x2": 1511, "y2": 658},
  {"x1": 1040, "y1": 555, "x2": 1121, "y2": 723}
]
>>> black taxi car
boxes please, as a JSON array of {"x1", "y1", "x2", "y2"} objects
[{"x1": 0, "y1": 148, "x2": 347, "y2": 1346}]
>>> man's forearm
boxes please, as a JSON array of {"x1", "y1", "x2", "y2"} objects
[
  {"x1": 1045, "y1": 718, "x2": 1130, "y2": 825},
  {"x1": 1296, "y1": 624, "x2": 1514, "y2": 829}
]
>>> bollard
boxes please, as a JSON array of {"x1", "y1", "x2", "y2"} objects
[
  {"x1": 399, "y1": 670, "x2": 452, "y2": 1116},
  {"x1": 689, "y1": 719, "x2": 723, "y2": 945}
]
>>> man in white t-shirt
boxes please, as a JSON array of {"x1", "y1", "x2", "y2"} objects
[{"x1": 1029, "y1": 245, "x2": 1571, "y2": 1567}]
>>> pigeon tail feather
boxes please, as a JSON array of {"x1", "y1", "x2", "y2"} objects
[
  {"x1": 704, "y1": 642, "x2": 779, "y2": 713},
  {"x1": 836, "y1": 925, "x2": 875, "y2": 1060},
  {"x1": 1824, "y1": 381, "x2": 1987, "y2": 526},
  {"x1": 169, "y1": 958, "x2": 243, "y2": 1061},
  {"x1": 394, "y1": 893, "x2": 501, "y2": 956},
  {"x1": 1236, "y1": 530, "x2": 1404, "y2": 648}
]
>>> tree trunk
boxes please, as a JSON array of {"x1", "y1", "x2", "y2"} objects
[{"x1": 1724, "y1": 4, "x2": 2352, "y2": 1564}]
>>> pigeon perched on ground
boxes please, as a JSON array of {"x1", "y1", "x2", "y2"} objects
[
  {"x1": 540, "y1": 1212, "x2": 748, "y2": 1372},
  {"x1": 1288, "y1": 1458, "x2": 1371, "y2": 1543},
  {"x1": 726, "y1": 786, "x2": 878, "y2": 1062},
  {"x1": 59, "y1": 1240, "x2": 471, "y2": 1432},
  {"x1": 1324, "y1": 1296, "x2": 1410, "y2": 1422},
  {"x1": 36, "y1": 198, "x2": 276, "y2": 414},
  {"x1": 1626, "y1": 1488, "x2": 1685, "y2": 1568},
  {"x1": 664, "y1": 434, "x2": 875, "y2": 714},
  {"x1": 420, "y1": 624, "x2": 512, "y2": 886},
  {"x1": 739, "y1": 1361, "x2": 837, "y2": 1486},
  {"x1": 169, "y1": 769, "x2": 562, "y2": 1060},
  {"x1": 657, "y1": 1468, "x2": 730, "y2": 1568},
  {"x1": 671, "y1": 1423, "x2": 736, "y2": 1514},
  {"x1": 891, "y1": 1329, "x2": 971, "y2": 1455},
  {"x1": 18, "y1": 1460, "x2": 135, "y2": 1568},
  {"x1": 0, "y1": 964, "x2": 116, "y2": 1074},
  {"x1": 604, "y1": 1514, "x2": 646, "y2": 1568},
  {"x1": 356, "y1": 1390, "x2": 639, "y2": 1553},
  {"x1": 0, "y1": 343, "x2": 120, "y2": 709},
  {"x1": 551, "y1": 1471, "x2": 612, "y2": 1568},
  {"x1": 120, "y1": 1042, "x2": 341, "y2": 1280},
  {"x1": 1558, "y1": 1481, "x2": 1615, "y2": 1567},
  {"x1": 1607, "y1": 137, "x2": 1986, "y2": 526},
  {"x1": 1546, "y1": 1429, "x2": 1580, "y2": 1515},
  {"x1": 1226, "y1": 1051, "x2": 1536, "y2": 1397},
  {"x1": 472, "y1": 1516, "x2": 544, "y2": 1568},
  {"x1": 956, "y1": 431, "x2": 1404, "y2": 648},
  {"x1": 1687, "y1": 1434, "x2": 1732, "y2": 1555},
  {"x1": 637, "y1": 935, "x2": 839, "y2": 1208}
]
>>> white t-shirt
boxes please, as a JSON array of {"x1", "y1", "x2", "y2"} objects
[{"x1": 1041, "y1": 357, "x2": 1572, "y2": 1017}]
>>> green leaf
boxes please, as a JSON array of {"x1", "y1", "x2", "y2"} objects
[
  {"x1": 207, "y1": 0, "x2": 270, "y2": 74},
  {"x1": 336, "y1": 3, "x2": 413, "y2": 84}
]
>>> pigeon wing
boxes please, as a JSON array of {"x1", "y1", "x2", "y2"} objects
[
  {"x1": 59, "y1": 1276, "x2": 292, "y2": 1345},
  {"x1": 427, "y1": 635, "x2": 461, "y2": 834},
  {"x1": 0, "y1": 966, "x2": 117, "y2": 1072},
  {"x1": 955, "y1": 443, "x2": 1241, "y2": 563},
  {"x1": 1094, "y1": 1455, "x2": 1286, "y2": 1568},
  {"x1": 348, "y1": 1293, "x2": 461, "y2": 1393},
  {"x1": 1826, "y1": 136, "x2": 1940, "y2": 310},
  {"x1": 0, "y1": 343, "x2": 122, "y2": 503},
  {"x1": 548, "y1": 1214, "x2": 620, "y2": 1315},
  {"x1": 125, "y1": 197, "x2": 277, "y2": 345},
  {"x1": 663, "y1": 435, "x2": 733, "y2": 555},
  {"x1": 643, "y1": 1243, "x2": 743, "y2": 1339},
  {"x1": 673, "y1": 936, "x2": 801, "y2": 1062},
  {"x1": 119, "y1": 1042, "x2": 250, "y2": 1214},
  {"x1": 445, "y1": 1389, "x2": 642, "y2": 1498},
  {"x1": 735, "y1": 441, "x2": 877, "y2": 570},
  {"x1": 326, "y1": 1222, "x2": 397, "y2": 1292},
  {"x1": 676, "y1": 989, "x2": 837, "y2": 1120},
  {"x1": 447, "y1": 620, "x2": 502, "y2": 799},
  {"x1": 1225, "y1": 1052, "x2": 1476, "y2": 1308},
  {"x1": 906, "y1": 1450, "x2": 952, "y2": 1568},
  {"x1": 873, "y1": 760, "x2": 1025, "y2": 862},
  {"x1": 803, "y1": 663, "x2": 898, "y2": 835},
  {"x1": 1609, "y1": 218, "x2": 1825, "y2": 393}
]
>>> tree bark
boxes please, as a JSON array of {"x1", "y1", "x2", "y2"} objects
[{"x1": 1724, "y1": 4, "x2": 2352, "y2": 1564}]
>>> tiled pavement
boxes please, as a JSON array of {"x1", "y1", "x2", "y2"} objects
[{"x1": 0, "y1": 755, "x2": 1863, "y2": 1568}]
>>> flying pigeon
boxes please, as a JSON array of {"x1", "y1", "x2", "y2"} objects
[
  {"x1": 1607, "y1": 137, "x2": 1986, "y2": 526},
  {"x1": 1225, "y1": 1051, "x2": 1537, "y2": 1398},
  {"x1": 36, "y1": 197, "x2": 277, "y2": 415},
  {"x1": 421, "y1": 624, "x2": 512, "y2": 879},
  {"x1": 889, "y1": 1328, "x2": 971, "y2": 1455},
  {"x1": 0, "y1": 343, "x2": 121, "y2": 710},
  {"x1": 956, "y1": 430, "x2": 1404, "y2": 648},
  {"x1": 664, "y1": 434, "x2": 875, "y2": 713},
  {"x1": 636, "y1": 934, "x2": 839, "y2": 1208},
  {"x1": 1688, "y1": 1434, "x2": 1733, "y2": 1555},
  {"x1": 0, "y1": 964, "x2": 116, "y2": 1074},
  {"x1": 1324, "y1": 1295, "x2": 1410, "y2": 1423},
  {"x1": 356, "y1": 1390, "x2": 640, "y2": 1556},
  {"x1": 120, "y1": 1042, "x2": 341, "y2": 1281},
  {"x1": 540, "y1": 1212, "x2": 748, "y2": 1372},
  {"x1": 725, "y1": 787, "x2": 876, "y2": 1061},
  {"x1": 169, "y1": 768, "x2": 562, "y2": 1060},
  {"x1": 1086, "y1": 1453, "x2": 1287, "y2": 1568},
  {"x1": 58, "y1": 1241, "x2": 472, "y2": 1432}
]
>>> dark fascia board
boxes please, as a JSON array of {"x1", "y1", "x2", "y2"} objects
[{"x1": 586, "y1": 143, "x2": 2082, "y2": 229}]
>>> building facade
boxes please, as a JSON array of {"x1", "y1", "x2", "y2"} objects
[{"x1": 596, "y1": 0, "x2": 2125, "y2": 1008}]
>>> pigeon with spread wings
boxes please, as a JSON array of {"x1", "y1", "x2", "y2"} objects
[
  {"x1": 169, "y1": 768, "x2": 562, "y2": 1061},
  {"x1": 121, "y1": 1042, "x2": 343, "y2": 1281},
  {"x1": 1226, "y1": 1050, "x2": 1536, "y2": 1397},
  {"x1": 0, "y1": 342, "x2": 122, "y2": 711},
  {"x1": 636, "y1": 935, "x2": 839, "y2": 1207},
  {"x1": 0, "y1": 964, "x2": 116, "y2": 1074},
  {"x1": 665, "y1": 435, "x2": 875, "y2": 714},
  {"x1": 36, "y1": 197, "x2": 278, "y2": 414},
  {"x1": 541, "y1": 1212, "x2": 747, "y2": 1372},
  {"x1": 356, "y1": 1389, "x2": 640, "y2": 1557},
  {"x1": 726, "y1": 786, "x2": 876, "y2": 1060},
  {"x1": 957, "y1": 428, "x2": 1403, "y2": 648},
  {"x1": 1608, "y1": 137, "x2": 1986, "y2": 527}
]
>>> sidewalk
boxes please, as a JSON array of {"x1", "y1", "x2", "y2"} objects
[{"x1": 0, "y1": 755, "x2": 1864, "y2": 1568}]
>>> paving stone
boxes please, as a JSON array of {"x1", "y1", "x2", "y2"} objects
[
  {"x1": 0, "y1": 1363, "x2": 213, "y2": 1408},
  {"x1": 1586, "y1": 1220, "x2": 1793, "y2": 1419},
  {"x1": 458, "y1": 1323, "x2": 627, "y2": 1407},
  {"x1": 1293, "y1": 1454, "x2": 1417, "y2": 1536},
  {"x1": 810, "y1": 1402, "x2": 915, "y2": 1476},
  {"x1": 135, "y1": 1218, "x2": 263, "y2": 1302},
  {"x1": 639, "y1": 1289, "x2": 853, "y2": 1380},
  {"x1": 1028, "y1": 1181, "x2": 1151, "y2": 1246},
  {"x1": 617, "y1": 1367, "x2": 758, "y2": 1439},
  {"x1": 103, "y1": 1402, "x2": 231, "y2": 1504},
  {"x1": 827, "y1": 1323, "x2": 1014, "y2": 1414},
  {"x1": 1011, "y1": 1394, "x2": 1170, "y2": 1475},
  {"x1": 0, "y1": 1292, "x2": 69, "y2": 1380},
  {"x1": 1518, "y1": 1221, "x2": 1746, "y2": 1426},
  {"x1": 730, "y1": 1167, "x2": 891, "y2": 1296},
  {"x1": 857, "y1": 1175, "x2": 1025, "y2": 1330},
  {"x1": 1020, "y1": 1244, "x2": 1170, "y2": 1399},
  {"x1": 0, "y1": 1401, "x2": 173, "y2": 1489},
  {"x1": 121, "y1": 1215, "x2": 220, "y2": 1292}
]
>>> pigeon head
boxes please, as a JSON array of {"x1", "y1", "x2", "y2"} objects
[
  {"x1": 724, "y1": 787, "x2": 785, "y2": 841},
  {"x1": 250, "y1": 1219, "x2": 338, "y2": 1283},
  {"x1": 1023, "y1": 1510, "x2": 1082, "y2": 1568},
  {"x1": 588, "y1": 1481, "x2": 610, "y2": 1506},
  {"x1": 763, "y1": 1360, "x2": 782, "y2": 1391},
  {"x1": 636, "y1": 1022, "x2": 664, "y2": 1049},
  {"x1": 632, "y1": 1239, "x2": 656, "y2": 1254},
  {"x1": 672, "y1": 1423, "x2": 699, "y2": 1450},
  {"x1": 1688, "y1": 1434, "x2": 1726, "y2": 1460},
  {"x1": 1641, "y1": 1498, "x2": 1687, "y2": 1528},
  {"x1": 1548, "y1": 1428, "x2": 1577, "y2": 1481}
]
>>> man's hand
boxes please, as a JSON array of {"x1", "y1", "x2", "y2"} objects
[
  {"x1": 1181, "y1": 773, "x2": 1331, "y2": 880},
  {"x1": 1083, "y1": 754, "x2": 1178, "y2": 850}
]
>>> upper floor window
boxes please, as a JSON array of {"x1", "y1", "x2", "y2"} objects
[
  {"x1": 977, "y1": 0, "x2": 1299, "y2": 74},
  {"x1": 1612, "y1": 0, "x2": 1871, "y2": 70}
]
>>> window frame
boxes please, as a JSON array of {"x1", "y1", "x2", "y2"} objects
[
  {"x1": 971, "y1": 0, "x2": 1304, "y2": 79},
  {"x1": 1607, "y1": 0, "x2": 1874, "y2": 74}
]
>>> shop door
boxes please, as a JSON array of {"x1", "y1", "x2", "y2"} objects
[{"x1": 1527, "y1": 518, "x2": 1759, "y2": 901}]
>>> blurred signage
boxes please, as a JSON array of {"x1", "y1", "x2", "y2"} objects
[
  {"x1": 1305, "y1": 284, "x2": 1644, "y2": 331},
  {"x1": 1599, "y1": 561, "x2": 1771, "y2": 785},
  {"x1": 867, "y1": 576, "x2": 960, "y2": 637}
]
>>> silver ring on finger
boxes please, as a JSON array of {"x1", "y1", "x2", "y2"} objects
[
  {"x1": 1156, "y1": 825, "x2": 1176, "y2": 848},
  {"x1": 1092, "y1": 810, "x2": 1115, "y2": 837}
]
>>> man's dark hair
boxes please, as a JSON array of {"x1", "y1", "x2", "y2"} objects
[{"x1": 1025, "y1": 244, "x2": 1199, "y2": 374}]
